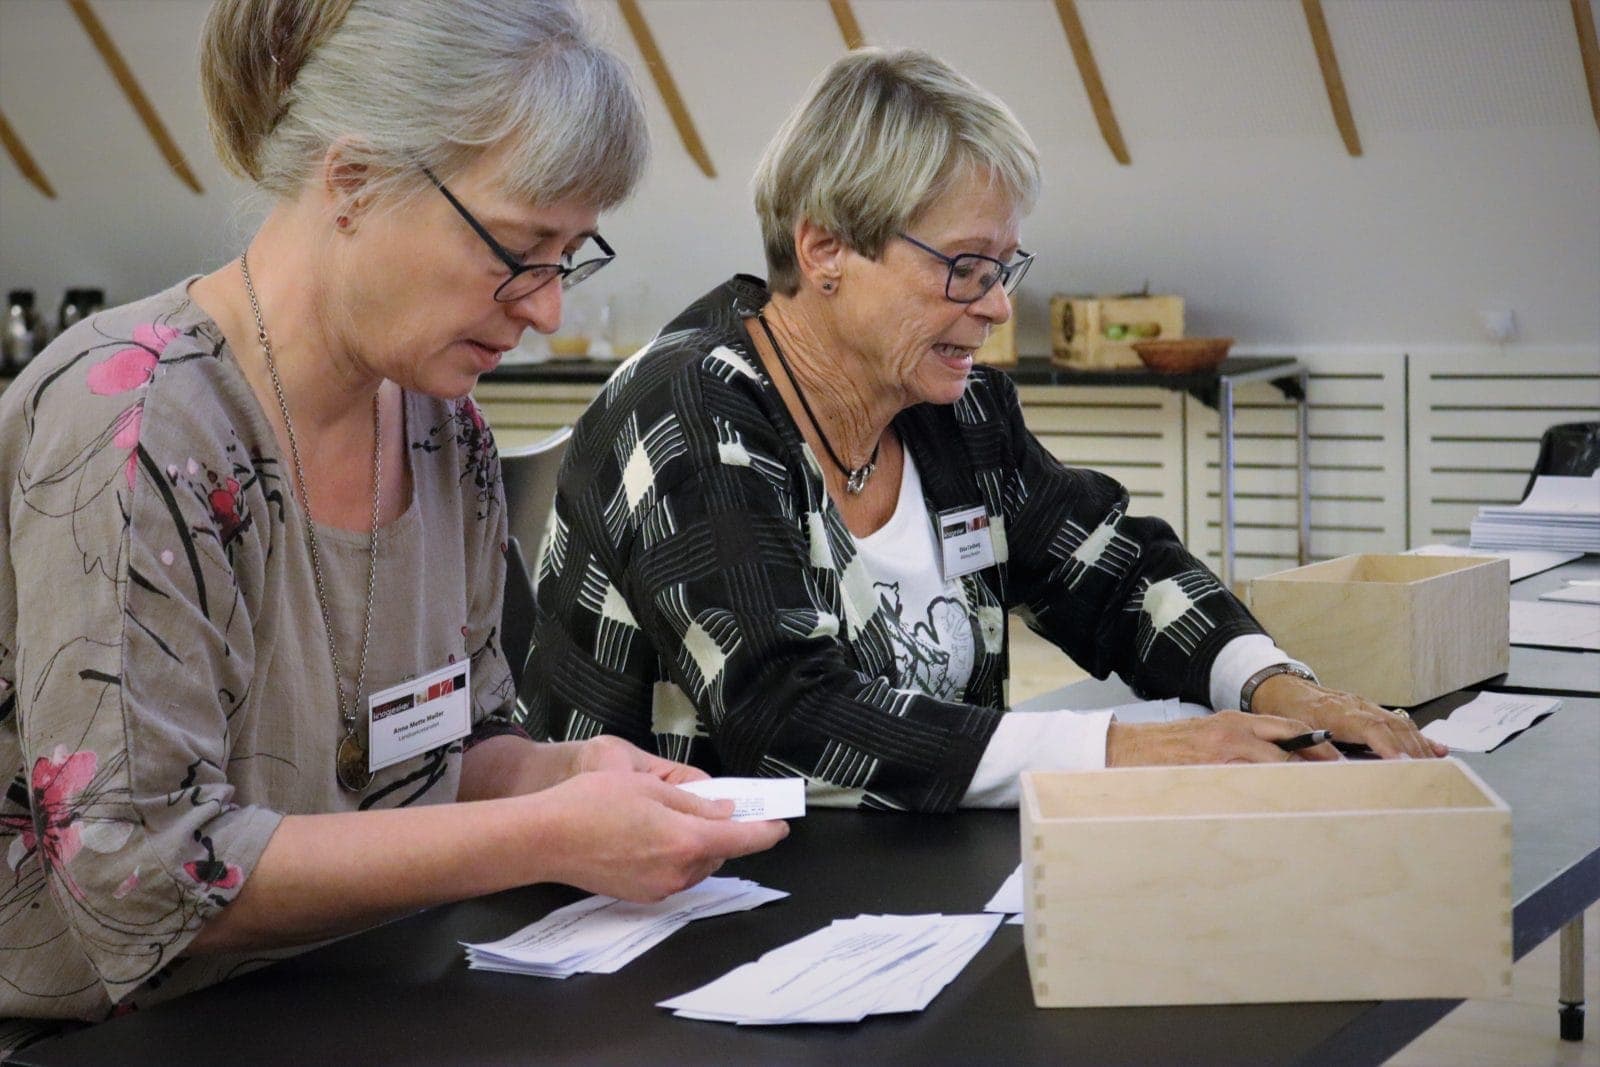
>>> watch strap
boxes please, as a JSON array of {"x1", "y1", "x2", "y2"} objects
[{"x1": 1238, "y1": 662, "x2": 1318, "y2": 713}]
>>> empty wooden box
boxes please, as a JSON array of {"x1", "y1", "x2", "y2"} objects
[
  {"x1": 1021, "y1": 760, "x2": 1512, "y2": 1007},
  {"x1": 1247, "y1": 553, "x2": 1510, "y2": 707}
]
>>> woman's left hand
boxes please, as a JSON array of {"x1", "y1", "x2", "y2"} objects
[
  {"x1": 573, "y1": 734, "x2": 710, "y2": 785},
  {"x1": 1246, "y1": 672, "x2": 1448, "y2": 760}
]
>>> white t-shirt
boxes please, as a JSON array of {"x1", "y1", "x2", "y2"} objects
[{"x1": 854, "y1": 449, "x2": 1306, "y2": 807}]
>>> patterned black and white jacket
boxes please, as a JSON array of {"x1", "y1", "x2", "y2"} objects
[{"x1": 523, "y1": 275, "x2": 1268, "y2": 812}]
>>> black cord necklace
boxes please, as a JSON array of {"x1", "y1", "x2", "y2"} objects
[{"x1": 757, "y1": 313, "x2": 879, "y2": 494}]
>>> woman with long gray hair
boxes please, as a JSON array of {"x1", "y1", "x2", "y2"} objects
[{"x1": 0, "y1": 0, "x2": 783, "y2": 1037}]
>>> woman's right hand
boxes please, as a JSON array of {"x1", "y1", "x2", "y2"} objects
[
  {"x1": 1105, "y1": 710, "x2": 1341, "y2": 767},
  {"x1": 529, "y1": 771, "x2": 789, "y2": 903}
]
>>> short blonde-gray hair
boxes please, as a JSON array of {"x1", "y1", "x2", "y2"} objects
[
  {"x1": 200, "y1": 0, "x2": 648, "y2": 211},
  {"x1": 754, "y1": 49, "x2": 1040, "y2": 296}
]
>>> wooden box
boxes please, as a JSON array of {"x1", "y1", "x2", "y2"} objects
[
  {"x1": 1247, "y1": 553, "x2": 1509, "y2": 707},
  {"x1": 1021, "y1": 760, "x2": 1511, "y2": 1007},
  {"x1": 974, "y1": 315, "x2": 1016, "y2": 367},
  {"x1": 1050, "y1": 294, "x2": 1184, "y2": 370}
]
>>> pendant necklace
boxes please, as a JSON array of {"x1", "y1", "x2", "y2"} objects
[
  {"x1": 756, "y1": 313, "x2": 879, "y2": 494},
  {"x1": 241, "y1": 252, "x2": 383, "y2": 792}
]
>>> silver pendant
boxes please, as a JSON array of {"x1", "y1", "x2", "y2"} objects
[
  {"x1": 336, "y1": 729, "x2": 373, "y2": 792},
  {"x1": 845, "y1": 462, "x2": 875, "y2": 494}
]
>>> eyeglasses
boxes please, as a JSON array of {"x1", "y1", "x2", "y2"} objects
[
  {"x1": 422, "y1": 167, "x2": 615, "y2": 303},
  {"x1": 896, "y1": 232, "x2": 1034, "y2": 304}
]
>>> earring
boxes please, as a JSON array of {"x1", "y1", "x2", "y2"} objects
[
  {"x1": 336, "y1": 215, "x2": 350, "y2": 229},
  {"x1": 821, "y1": 281, "x2": 835, "y2": 292}
]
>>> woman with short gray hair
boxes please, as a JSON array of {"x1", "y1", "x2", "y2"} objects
[
  {"x1": 0, "y1": 0, "x2": 784, "y2": 1035},
  {"x1": 528, "y1": 48, "x2": 1441, "y2": 811}
]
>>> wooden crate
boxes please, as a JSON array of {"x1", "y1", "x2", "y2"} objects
[
  {"x1": 1021, "y1": 760, "x2": 1512, "y2": 1007},
  {"x1": 1050, "y1": 294, "x2": 1183, "y2": 370},
  {"x1": 974, "y1": 315, "x2": 1016, "y2": 367},
  {"x1": 1247, "y1": 553, "x2": 1509, "y2": 707}
]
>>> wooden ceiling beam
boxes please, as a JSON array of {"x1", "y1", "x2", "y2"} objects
[
  {"x1": 0, "y1": 109, "x2": 56, "y2": 199},
  {"x1": 618, "y1": 0, "x2": 716, "y2": 178},
  {"x1": 828, "y1": 0, "x2": 865, "y2": 51},
  {"x1": 66, "y1": 0, "x2": 203, "y2": 192},
  {"x1": 1302, "y1": 0, "x2": 1363, "y2": 157},
  {"x1": 1051, "y1": 0, "x2": 1130, "y2": 165},
  {"x1": 1573, "y1": 0, "x2": 1600, "y2": 135}
]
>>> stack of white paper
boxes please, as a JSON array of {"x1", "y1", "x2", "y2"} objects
[
  {"x1": 1407, "y1": 543, "x2": 1583, "y2": 583},
  {"x1": 1469, "y1": 473, "x2": 1600, "y2": 553},
  {"x1": 463, "y1": 877, "x2": 787, "y2": 978},
  {"x1": 659, "y1": 913, "x2": 1003, "y2": 1025},
  {"x1": 1420, "y1": 691, "x2": 1560, "y2": 753}
]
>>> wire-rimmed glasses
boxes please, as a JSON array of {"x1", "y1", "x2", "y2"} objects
[
  {"x1": 422, "y1": 167, "x2": 615, "y2": 303},
  {"x1": 896, "y1": 232, "x2": 1034, "y2": 305}
]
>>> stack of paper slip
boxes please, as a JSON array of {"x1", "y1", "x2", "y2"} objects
[
  {"x1": 1469, "y1": 473, "x2": 1600, "y2": 553},
  {"x1": 658, "y1": 913, "x2": 1003, "y2": 1025},
  {"x1": 463, "y1": 877, "x2": 787, "y2": 978}
]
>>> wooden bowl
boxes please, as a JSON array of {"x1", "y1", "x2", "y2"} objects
[{"x1": 1131, "y1": 337, "x2": 1233, "y2": 373}]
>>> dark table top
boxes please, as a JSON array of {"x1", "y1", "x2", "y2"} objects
[
  {"x1": 481, "y1": 355, "x2": 1307, "y2": 408},
  {"x1": 15, "y1": 688, "x2": 1598, "y2": 1067},
  {"x1": 1489, "y1": 555, "x2": 1600, "y2": 697}
]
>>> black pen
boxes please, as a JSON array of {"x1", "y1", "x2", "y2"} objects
[{"x1": 1275, "y1": 729, "x2": 1334, "y2": 752}]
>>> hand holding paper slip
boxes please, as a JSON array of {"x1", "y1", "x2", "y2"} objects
[{"x1": 678, "y1": 776, "x2": 806, "y2": 821}]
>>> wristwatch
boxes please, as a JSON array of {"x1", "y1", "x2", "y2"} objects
[{"x1": 1238, "y1": 663, "x2": 1318, "y2": 713}]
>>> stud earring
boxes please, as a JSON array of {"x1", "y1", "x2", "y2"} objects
[
  {"x1": 821, "y1": 281, "x2": 835, "y2": 292},
  {"x1": 336, "y1": 215, "x2": 350, "y2": 229}
]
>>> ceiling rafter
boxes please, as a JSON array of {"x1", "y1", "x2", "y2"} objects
[
  {"x1": 1051, "y1": 0, "x2": 1129, "y2": 165},
  {"x1": 617, "y1": 0, "x2": 715, "y2": 178},
  {"x1": 1302, "y1": 0, "x2": 1363, "y2": 157}
]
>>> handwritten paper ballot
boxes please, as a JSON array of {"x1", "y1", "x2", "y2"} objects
[
  {"x1": 659, "y1": 913, "x2": 1003, "y2": 1025},
  {"x1": 1421, "y1": 692, "x2": 1560, "y2": 753},
  {"x1": 678, "y1": 777, "x2": 806, "y2": 821},
  {"x1": 463, "y1": 877, "x2": 787, "y2": 978}
]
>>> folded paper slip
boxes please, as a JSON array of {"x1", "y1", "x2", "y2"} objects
[
  {"x1": 463, "y1": 877, "x2": 787, "y2": 978},
  {"x1": 658, "y1": 913, "x2": 1002, "y2": 1025}
]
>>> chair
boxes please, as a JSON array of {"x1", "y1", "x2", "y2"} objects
[
  {"x1": 1522, "y1": 421, "x2": 1600, "y2": 500},
  {"x1": 501, "y1": 535, "x2": 536, "y2": 692},
  {"x1": 500, "y1": 426, "x2": 573, "y2": 562}
]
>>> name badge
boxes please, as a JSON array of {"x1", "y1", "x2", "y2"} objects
[
  {"x1": 937, "y1": 505, "x2": 997, "y2": 581},
  {"x1": 367, "y1": 660, "x2": 473, "y2": 774}
]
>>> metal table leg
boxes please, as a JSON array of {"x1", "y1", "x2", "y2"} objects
[
  {"x1": 1219, "y1": 377, "x2": 1236, "y2": 590},
  {"x1": 1297, "y1": 368, "x2": 1311, "y2": 566},
  {"x1": 1561, "y1": 914, "x2": 1586, "y2": 1041}
]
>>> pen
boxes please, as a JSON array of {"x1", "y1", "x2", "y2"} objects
[{"x1": 1275, "y1": 729, "x2": 1334, "y2": 752}]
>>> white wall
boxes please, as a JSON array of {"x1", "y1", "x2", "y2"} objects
[{"x1": 2, "y1": 0, "x2": 1597, "y2": 355}]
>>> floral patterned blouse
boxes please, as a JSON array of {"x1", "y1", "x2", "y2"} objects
[{"x1": 0, "y1": 281, "x2": 517, "y2": 1024}]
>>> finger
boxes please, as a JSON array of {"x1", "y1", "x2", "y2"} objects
[
  {"x1": 1243, "y1": 712, "x2": 1317, "y2": 740},
  {"x1": 1293, "y1": 739, "x2": 1342, "y2": 762},
  {"x1": 706, "y1": 817, "x2": 790, "y2": 859},
  {"x1": 650, "y1": 780, "x2": 738, "y2": 819},
  {"x1": 649, "y1": 758, "x2": 709, "y2": 785}
]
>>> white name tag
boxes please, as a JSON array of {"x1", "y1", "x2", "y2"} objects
[
  {"x1": 937, "y1": 505, "x2": 997, "y2": 581},
  {"x1": 367, "y1": 660, "x2": 473, "y2": 774}
]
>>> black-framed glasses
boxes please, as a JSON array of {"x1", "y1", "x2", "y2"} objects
[
  {"x1": 422, "y1": 167, "x2": 615, "y2": 303},
  {"x1": 896, "y1": 232, "x2": 1034, "y2": 304}
]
